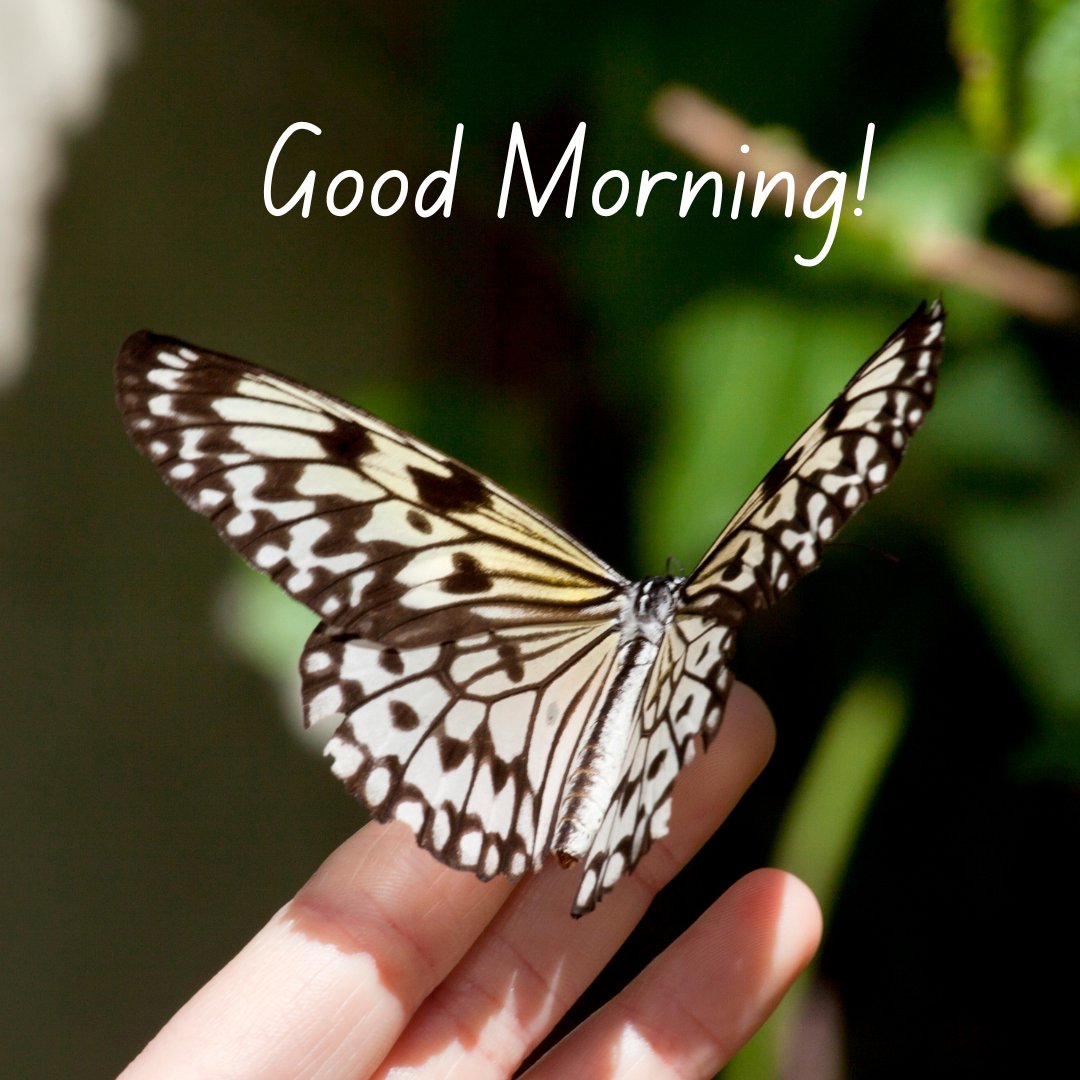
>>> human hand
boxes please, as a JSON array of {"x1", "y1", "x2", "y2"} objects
[{"x1": 120, "y1": 683, "x2": 821, "y2": 1079}]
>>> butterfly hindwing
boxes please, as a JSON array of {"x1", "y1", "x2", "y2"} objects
[
  {"x1": 302, "y1": 618, "x2": 622, "y2": 882},
  {"x1": 573, "y1": 615, "x2": 736, "y2": 913},
  {"x1": 116, "y1": 332, "x2": 625, "y2": 649}
]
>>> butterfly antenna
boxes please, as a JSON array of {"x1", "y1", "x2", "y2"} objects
[{"x1": 665, "y1": 554, "x2": 685, "y2": 579}]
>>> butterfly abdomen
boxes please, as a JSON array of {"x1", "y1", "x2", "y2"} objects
[{"x1": 552, "y1": 578, "x2": 680, "y2": 864}]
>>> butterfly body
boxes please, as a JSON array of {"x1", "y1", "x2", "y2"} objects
[
  {"x1": 116, "y1": 301, "x2": 944, "y2": 915},
  {"x1": 553, "y1": 574, "x2": 683, "y2": 865}
]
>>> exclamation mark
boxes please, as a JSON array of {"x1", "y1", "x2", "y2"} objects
[{"x1": 853, "y1": 122, "x2": 875, "y2": 217}]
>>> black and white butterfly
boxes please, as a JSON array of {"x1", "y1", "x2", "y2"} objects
[{"x1": 116, "y1": 300, "x2": 944, "y2": 915}]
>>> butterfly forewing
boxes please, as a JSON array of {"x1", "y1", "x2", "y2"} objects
[
  {"x1": 116, "y1": 301, "x2": 944, "y2": 918},
  {"x1": 682, "y1": 300, "x2": 945, "y2": 623},
  {"x1": 116, "y1": 332, "x2": 626, "y2": 647}
]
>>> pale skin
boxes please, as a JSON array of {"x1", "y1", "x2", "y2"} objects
[{"x1": 120, "y1": 683, "x2": 821, "y2": 1079}]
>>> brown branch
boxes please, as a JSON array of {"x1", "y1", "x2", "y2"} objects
[{"x1": 650, "y1": 85, "x2": 1080, "y2": 327}]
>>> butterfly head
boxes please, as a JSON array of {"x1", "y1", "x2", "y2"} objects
[{"x1": 623, "y1": 576, "x2": 683, "y2": 645}]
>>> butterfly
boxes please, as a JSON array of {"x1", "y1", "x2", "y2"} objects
[{"x1": 116, "y1": 300, "x2": 944, "y2": 915}]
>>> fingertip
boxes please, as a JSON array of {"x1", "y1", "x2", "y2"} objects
[
  {"x1": 785, "y1": 874, "x2": 824, "y2": 970},
  {"x1": 735, "y1": 867, "x2": 823, "y2": 977},
  {"x1": 523, "y1": 867, "x2": 823, "y2": 1079}
]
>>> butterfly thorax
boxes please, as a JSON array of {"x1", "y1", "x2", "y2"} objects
[
  {"x1": 552, "y1": 576, "x2": 682, "y2": 867},
  {"x1": 625, "y1": 575, "x2": 684, "y2": 643}
]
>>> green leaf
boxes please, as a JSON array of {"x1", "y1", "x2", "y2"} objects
[
  {"x1": 727, "y1": 676, "x2": 908, "y2": 1080},
  {"x1": 1016, "y1": 0, "x2": 1080, "y2": 222},
  {"x1": 950, "y1": 0, "x2": 1021, "y2": 149},
  {"x1": 866, "y1": 112, "x2": 1000, "y2": 239},
  {"x1": 219, "y1": 571, "x2": 318, "y2": 742},
  {"x1": 949, "y1": 479, "x2": 1080, "y2": 757}
]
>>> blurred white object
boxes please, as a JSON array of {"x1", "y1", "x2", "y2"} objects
[{"x1": 0, "y1": 0, "x2": 129, "y2": 388}]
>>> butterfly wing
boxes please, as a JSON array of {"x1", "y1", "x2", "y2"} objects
[
  {"x1": 303, "y1": 619, "x2": 624, "y2": 882},
  {"x1": 573, "y1": 616, "x2": 736, "y2": 914},
  {"x1": 116, "y1": 332, "x2": 627, "y2": 648},
  {"x1": 682, "y1": 300, "x2": 945, "y2": 622},
  {"x1": 574, "y1": 300, "x2": 945, "y2": 913},
  {"x1": 116, "y1": 331, "x2": 633, "y2": 889}
]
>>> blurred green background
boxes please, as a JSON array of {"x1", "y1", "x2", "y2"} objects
[{"x1": 2, "y1": 2, "x2": 1077, "y2": 1077}]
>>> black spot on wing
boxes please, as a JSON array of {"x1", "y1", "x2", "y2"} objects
[
  {"x1": 379, "y1": 648, "x2": 404, "y2": 675},
  {"x1": 390, "y1": 700, "x2": 420, "y2": 731},
  {"x1": 406, "y1": 509, "x2": 433, "y2": 534},
  {"x1": 310, "y1": 502, "x2": 373, "y2": 554},
  {"x1": 675, "y1": 694, "x2": 695, "y2": 721},
  {"x1": 720, "y1": 538, "x2": 752, "y2": 581},
  {"x1": 443, "y1": 552, "x2": 494, "y2": 594},
  {"x1": 470, "y1": 725, "x2": 516, "y2": 794},
  {"x1": 488, "y1": 755, "x2": 511, "y2": 793},
  {"x1": 318, "y1": 423, "x2": 376, "y2": 462},
  {"x1": 825, "y1": 394, "x2": 849, "y2": 429},
  {"x1": 409, "y1": 460, "x2": 491, "y2": 513},
  {"x1": 760, "y1": 450, "x2": 798, "y2": 499},
  {"x1": 438, "y1": 734, "x2": 469, "y2": 771},
  {"x1": 646, "y1": 749, "x2": 669, "y2": 781},
  {"x1": 497, "y1": 642, "x2": 525, "y2": 683}
]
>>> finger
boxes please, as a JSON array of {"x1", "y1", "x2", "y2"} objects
[
  {"x1": 372, "y1": 682, "x2": 776, "y2": 1079},
  {"x1": 525, "y1": 869, "x2": 822, "y2": 1079},
  {"x1": 120, "y1": 818, "x2": 514, "y2": 1080}
]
